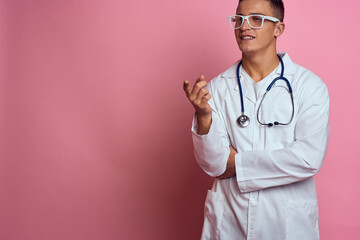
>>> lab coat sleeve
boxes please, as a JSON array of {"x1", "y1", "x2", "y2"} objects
[
  {"x1": 191, "y1": 81, "x2": 231, "y2": 177},
  {"x1": 235, "y1": 79, "x2": 330, "y2": 193}
]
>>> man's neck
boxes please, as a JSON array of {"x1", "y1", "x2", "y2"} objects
[{"x1": 241, "y1": 50, "x2": 280, "y2": 83}]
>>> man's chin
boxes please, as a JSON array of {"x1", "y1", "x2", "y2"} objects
[{"x1": 239, "y1": 47, "x2": 256, "y2": 56}]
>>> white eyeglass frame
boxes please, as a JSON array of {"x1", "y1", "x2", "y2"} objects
[{"x1": 228, "y1": 14, "x2": 280, "y2": 29}]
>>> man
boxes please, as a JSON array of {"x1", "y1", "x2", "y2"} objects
[{"x1": 183, "y1": 0, "x2": 329, "y2": 239}]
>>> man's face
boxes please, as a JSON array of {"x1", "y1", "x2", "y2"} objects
[{"x1": 235, "y1": 0, "x2": 279, "y2": 55}]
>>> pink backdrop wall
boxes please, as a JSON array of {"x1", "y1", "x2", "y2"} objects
[{"x1": 1, "y1": 0, "x2": 359, "y2": 239}]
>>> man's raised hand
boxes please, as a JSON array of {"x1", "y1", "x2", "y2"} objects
[
  {"x1": 183, "y1": 75, "x2": 213, "y2": 135},
  {"x1": 183, "y1": 75, "x2": 212, "y2": 117}
]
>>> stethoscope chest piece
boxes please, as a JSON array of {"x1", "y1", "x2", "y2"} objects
[{"x1": 237, "y1": 114, "x2": 250, "y2": 128}]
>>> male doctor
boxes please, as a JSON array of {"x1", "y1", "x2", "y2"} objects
[{"x1": 183, "y1": 0, "x2": 329, "y2": 239}]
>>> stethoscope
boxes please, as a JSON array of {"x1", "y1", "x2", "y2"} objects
[{"x1": 236, "y1": 54, "x2": 294, "y2": 128}]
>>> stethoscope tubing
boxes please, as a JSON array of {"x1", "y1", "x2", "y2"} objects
[
  {"x1": 236, "y1": 54, "x2": 294, "y2": 127},
  {"x1": 236, "y1": 60, "x2": 246, "y2": 115}
]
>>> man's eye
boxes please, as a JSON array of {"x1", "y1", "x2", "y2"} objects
[
  {"x1": 232, "y1": 17, "x2": 242, "y2": 22},
  {"x1": 252, "y1": 16, "x2": 262, "y2": 22}
]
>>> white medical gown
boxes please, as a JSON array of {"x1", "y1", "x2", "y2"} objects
[{"x1": 192, "y1": 53, "x2": 330, "y2": 240}]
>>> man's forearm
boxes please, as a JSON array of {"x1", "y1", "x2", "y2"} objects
[{"x1": 192, "y1": 112, "x2": 230, "y2": 177}]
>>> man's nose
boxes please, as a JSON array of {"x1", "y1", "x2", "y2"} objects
[{"x1": 241, "y1": 19, "x2": 251, "y2": 30}]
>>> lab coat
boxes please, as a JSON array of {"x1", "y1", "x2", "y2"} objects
[{"x1": 192, "y1": 53, "x2": 330, "y2": 240}]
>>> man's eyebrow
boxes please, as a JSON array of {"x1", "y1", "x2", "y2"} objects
[{"x1": 236, "y1": 12, "x2": 266, "y2": 15}]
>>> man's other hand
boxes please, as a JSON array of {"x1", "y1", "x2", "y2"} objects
[{"x1": 217, "y1": 146, "x2": 237, "y2": 179}]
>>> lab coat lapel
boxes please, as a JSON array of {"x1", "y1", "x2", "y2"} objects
[{"x1": 233, "y1": 79, "x2": 256, "y2": 104}]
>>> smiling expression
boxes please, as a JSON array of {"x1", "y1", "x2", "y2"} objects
[{"x1": 235, "y1": 0, "x2": 282, "y2": 56}]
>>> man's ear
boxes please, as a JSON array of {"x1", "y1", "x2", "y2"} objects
[{"x1": 274, "y1": 22, "x2": 285, "y2": 38}]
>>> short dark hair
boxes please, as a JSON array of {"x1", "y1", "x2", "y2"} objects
[{"x1": 239, "y1": 0, "x2": 285, "y2": 22}]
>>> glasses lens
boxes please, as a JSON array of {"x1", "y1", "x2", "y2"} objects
[
  {"x1": 249, "y1": 15, "x2": 263, "y2": 28},
  {"x1": 230, "y1": 16, "x2": 243, "y2": 29}
]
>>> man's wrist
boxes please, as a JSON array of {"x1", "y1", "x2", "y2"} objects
[{"x1": 196, "y1": 113, "x2": 212, "y2": 135}]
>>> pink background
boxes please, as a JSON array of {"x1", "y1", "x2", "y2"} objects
[{"x1": 1, "y1": 0, "x2": 359, "y2": 239}]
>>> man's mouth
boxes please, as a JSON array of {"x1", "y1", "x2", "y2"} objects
[{"x1": 240, "y1": 35, "x2": 255, "y2": 40}]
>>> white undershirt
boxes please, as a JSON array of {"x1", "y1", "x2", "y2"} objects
[{"x1": 240, "y1": 63, "x2": 280, "y2": 100}]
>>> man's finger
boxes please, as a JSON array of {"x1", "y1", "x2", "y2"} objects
[
  {"x1": 196, "y1": 87, "x2": 209, "y2": 100},
  {"x1": 183, "y1": 80, "x2": 192, "y2": 96},
  {"x1": 191, "y1": 80, "x2": 208, "y2": 98},
  {"x1": 195, "y1": 75, "x2": 205, "y2": 83},
  {"x1": 201, "y1": 93, "x2": 212, "y2": 104}
]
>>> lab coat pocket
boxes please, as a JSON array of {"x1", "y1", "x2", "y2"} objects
[
  {"x1": 201, "y1": 190, "x2": 226, "y2": 240},
  {"x1": 285, "y1": 200, "x2": 319, "y2": 240}
]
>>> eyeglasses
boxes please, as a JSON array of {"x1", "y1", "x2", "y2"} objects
[{"x1": 228, "y1": 14, "x2": 280, "y2": 29}]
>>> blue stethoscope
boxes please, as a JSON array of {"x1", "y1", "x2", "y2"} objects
[{"x1": 236, "y1": 54, "x2": 294, "y2": 128}]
